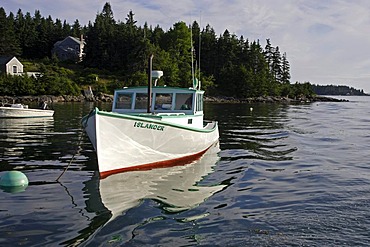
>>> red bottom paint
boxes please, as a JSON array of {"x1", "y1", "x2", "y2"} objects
[{"x1": 100, "y1": 143, "x2": 216, "y2": 179}]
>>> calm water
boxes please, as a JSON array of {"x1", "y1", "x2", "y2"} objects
[{"x1": 1, "y1": 97, "x2": 370, "y2": 246}]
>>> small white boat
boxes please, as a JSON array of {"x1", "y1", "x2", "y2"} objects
[
  {"x1": 0, "y1": 103, "x2": 54, "y2": 118},
  {"x1": 82, "y1": 56, "x2": 219, "y2": 178}
]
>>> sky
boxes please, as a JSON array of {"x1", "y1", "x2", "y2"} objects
[{"x1": 3, "y1": 0, "x2": 370, "y2": 93}]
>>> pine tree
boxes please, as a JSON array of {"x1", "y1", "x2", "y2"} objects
[
  {"x1": 71, "y1": 20, "x2": 82, "y2": 38},
  {"x1": 0, "y1": 8, "x2": 21, "y2": 56},
  {"x1": 271, "y1": 46, "x2": 282, "y2": 82},
  {"x1": 83, "y1": 2, "x2": 116, "y2": 68},
  {"x1": 20, "y1": 12, "x2": 38, "y2": 58},
  {"x1": 199, "y1": 24, "x2": 217, "y2": 77},
  {"x1": 281, "y1": 52, "x2": 291, "y2": 84}
]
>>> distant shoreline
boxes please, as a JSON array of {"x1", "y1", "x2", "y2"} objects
[
  {"x1": 0, "y1": 94, "x2": 349, "y2": 105},
  {"x1": 204, "y1": 95, "x2": 349, "y2": 103}
]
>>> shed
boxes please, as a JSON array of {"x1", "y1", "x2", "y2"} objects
[{"x1": 0, "y1": 56, "x2": 23, "y2": 75}]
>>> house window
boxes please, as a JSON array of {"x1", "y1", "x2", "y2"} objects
[{"x1": 12, "y1": 65, "x2": 18, "y2": 74}]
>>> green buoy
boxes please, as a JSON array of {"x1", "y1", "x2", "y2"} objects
[{"x1": 0, "y1": 171, "x2": 29, "y2": 193}]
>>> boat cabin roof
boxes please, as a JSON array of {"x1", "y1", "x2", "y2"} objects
[{"x1": 112, "y1": 86, "x2": 204, "y2": 116}]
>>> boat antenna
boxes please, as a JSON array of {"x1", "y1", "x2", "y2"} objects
[
  {"x1": 198, "y1": 12, "x2": 202, "y2": 90},
  {"x1": 147, "y1": 54, "x2": 153, "y2": 113},
  {"x1": 190, "y1": 23, "x2": 195, "y2": 88}
]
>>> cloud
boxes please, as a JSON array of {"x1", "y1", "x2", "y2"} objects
[{"x1": 2, "y1": 0, "x2": 370, "y2": 93}]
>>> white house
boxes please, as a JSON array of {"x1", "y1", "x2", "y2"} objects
[{"x1": 0, "y1": 56, "x2": 23, "y2": 75}]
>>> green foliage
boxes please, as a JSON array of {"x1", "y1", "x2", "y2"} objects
[
  {"x1": 0, "y1": 63, "x2": 80, "y2": 96},
  {"x1": 1, "y1": 3, "x2": 304, "y2": 98},
  {"x1": 0, "y1": 75, "x2": 36, "y2": 96},
  {"x1": 291, "y1": 82, "x2": 315, "y2": 97},
  {"x1": 0, "y1": 8, "x2": 21, "y2": 56},
  {"x1": 311, "y1": 84, "x2": 367, "y2": 96}
]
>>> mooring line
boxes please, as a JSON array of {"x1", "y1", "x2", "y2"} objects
[{"x1": 56, "y1": 129, "x2": 85, "y2": 182}]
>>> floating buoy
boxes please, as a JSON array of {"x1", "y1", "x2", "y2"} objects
[
  {"x1": 0, "y1": 171, "x2": 29, "y2": 193},
  {"x1": 250, "y1": 107, "x2": 253, "y2": 112}
]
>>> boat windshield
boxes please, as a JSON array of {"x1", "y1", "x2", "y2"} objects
[
  {"x1": 195, "y1": 93, "x2": 203, "y2": 111},
  {"x1": 154, "y1": 93, "x2": 173, "y2": 110},
  {"x1": 134, "y1": 93, "x2": 148, "y2": 109},
  {"x1": 115, "y1": 93, "x2": 133, "y2": 110},
  {"x1": 174, "y1": 93, "x2": 193, "y2": 110},
  {"x1": 113, "y1": 90, "x2": 197, "y2": 113}
]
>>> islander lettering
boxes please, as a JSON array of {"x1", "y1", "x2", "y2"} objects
[{"x1": 134, "y1": 121, "x2": 165, "y2": 131}]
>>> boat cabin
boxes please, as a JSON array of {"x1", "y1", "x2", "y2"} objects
[
  {"x1": 112, "y1": 86, "x2": 203, "y2": 115},
  {"x1": 112, "y1": 86, "x2": 205, "y2": 127}
]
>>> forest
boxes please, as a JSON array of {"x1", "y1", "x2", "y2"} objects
[
  {"x1": 311, "y1": 84, "x2": 368, "y2": 96},
  {"x1": 0, "y1": 2, "x2": 315, "y2": 98}
]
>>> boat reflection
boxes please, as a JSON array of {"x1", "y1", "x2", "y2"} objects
[
  {"x1": 0, "y1": 117, "x2": 54, "y2": 135},
  {"x1": 99, "y1": 142, "x2": 224, "y2": 221},
  {"x1": 0, "y1": 117, "x2": 55, "y2": 167},
  {"x1": 62, "y1": 141, "x2": 225, "y2": 245}
]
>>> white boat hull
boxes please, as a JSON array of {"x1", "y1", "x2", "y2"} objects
[
  {"x1": 82, "y1": 108, "x2": 219, "y2": 178},
  {"x1": 0, "y1": 106, "x2": 54, "y2": 118}
]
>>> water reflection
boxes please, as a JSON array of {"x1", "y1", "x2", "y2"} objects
[
  {"x1": 0, "y1": 117, "x2": 55, "y2": 171},
  {"x1": 207, "y1": 103, "x2": 296, "y2": 162},
  {"x1": 0, "y1": 117, "x2": 54, "y2": 137},
  {"x1": 66, "y1": 143, "x2": 225, "y2": 245}
]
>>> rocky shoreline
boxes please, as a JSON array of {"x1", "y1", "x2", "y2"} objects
[
  {"x1": 204, "y1": 95, "x2": 349, "y2": 103},
  {"x1": 0, "y1": 93, "x2": 348, "y2": 105}
]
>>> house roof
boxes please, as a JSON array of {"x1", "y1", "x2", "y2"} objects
[
  {"x1": 55, "y1": 36, "x2": 84, "y2": 46},
  {"x1": 69, "y1": 36, "x2": 82, "y2": 43},
  {"x1": 0, "y1": 56, "x2": 14, "y2": 65}
]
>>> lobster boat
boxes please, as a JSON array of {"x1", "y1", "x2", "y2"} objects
[{"x1": 82, "y1": 56, "x2": 219, "y2": 178}]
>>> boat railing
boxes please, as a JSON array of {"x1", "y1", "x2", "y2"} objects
[
  {"x1": 11, "y1": 103, "x2": 28, "y2": 109},
  {"x1": 156, "y1": 112, "x2": 186, "y2": 116},
  {"x1": 203, "y1": 120, "x2": 217, "y2": 129}
]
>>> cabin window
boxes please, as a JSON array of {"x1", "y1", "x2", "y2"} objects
[
  {"x1": 12, "y1": 65, "x2": 18, "y2": 74},
  {"x1": 134, "y1": 93, "x2": 148, "y2": 109},
  {"x1": 196, "y1": 94, "x2": 203, "y2": 111},
  {"x1": 154, "y1": 93, "x2": 172, "y2": 110},
  {"x1": 115, "y1": 93, "x2": 133, "y2": 109},
  {"x1": 175, "y1": 93, "x2": 193, "y2": 110}
]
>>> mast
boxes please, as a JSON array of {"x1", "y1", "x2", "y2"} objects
[
  {"x1": 147, "y1": 54, "x2": 153, "y2": 113},
  {"x1": 198, "y1": 13, "x2": 201, "y2": 90},
  {"x1": 190, "y1": 24, "x2": 195, "y2": 88}
]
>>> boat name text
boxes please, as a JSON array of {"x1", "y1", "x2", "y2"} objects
[{"x1": 134, "y1": 121, "x2": 165, "y2": 131}]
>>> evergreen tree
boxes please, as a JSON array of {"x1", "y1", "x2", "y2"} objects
[
  {"x1": 281, "y1": 52, "x2": 291, "y2": 84},
  {"x1": 83, "y1": 2, "x2": 116, "y2": 68},
  {"x1": 0, "y1": 2, "x2": 299, "y2": 98},
  {"x1": 18, "y1": 12, "x2": 38, "y2": 58},
  {"x1": 0, "y1": 8, "x2": 21, "y2": 56},
  {"x1": 271, "y1": 46, "x2": 282, "y2": 82},
  {"x1": 164, "y1": 21, "x2": 193, "y2": 87},
  {"x1": 264, "y1": 38, "x2": 274, "y2": 71},
  {"x1": 71, "y1": 19, "x2": 82, "y2": 38},
  {"x1": 62, "y1": 20, "x2": 71, "y2": 37},
  {"x1": 151, "y1": 25, "x2": 165, "y2": 46},
  {"x1": 54, "y1": 19, "x2": 66, "y2": 41},
  {"x1": 197, "y1": 24, "x2": 217, "y2": 77}
]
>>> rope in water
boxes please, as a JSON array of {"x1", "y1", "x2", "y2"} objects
[
  {"x1": 56, "y1": 130, "x2": 85, "y2": 182},
  {"x1": 56, "y1": 108, "x2": 95, "y2": 181}
]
